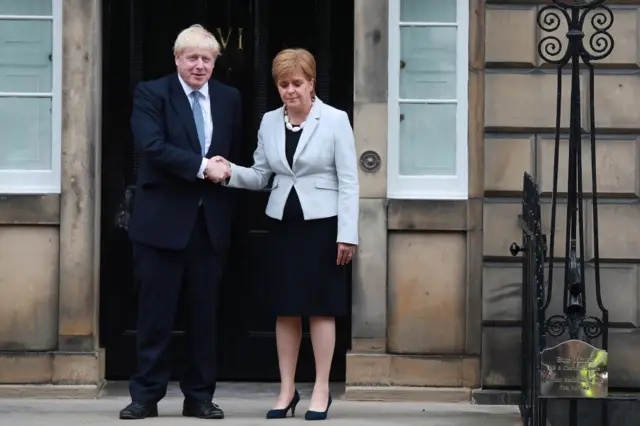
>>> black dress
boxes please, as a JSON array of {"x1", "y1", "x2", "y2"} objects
[{"x1": 264, "y1": 126, "x2": 348, "y2": 317}]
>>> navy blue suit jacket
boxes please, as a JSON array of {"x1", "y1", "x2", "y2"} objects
[{"x1": 128, "y1": 73, "x2": 242, "y2": 251}]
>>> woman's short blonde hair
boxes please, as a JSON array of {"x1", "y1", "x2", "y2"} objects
[
  {"x1": 272, "y1": 48, "x2": 316, "y2": 83},
  {"x1": 173, "y1": 24, "x2": 221, "y2": 58}
]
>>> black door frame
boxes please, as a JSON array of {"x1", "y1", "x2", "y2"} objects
[{"x1": 99, "y1": 0, "x2": 355, "y2": 382}]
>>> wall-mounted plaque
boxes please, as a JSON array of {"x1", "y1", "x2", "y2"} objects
[{"x1": 540, "y1": 339, "x2": 608, "y2": 398}]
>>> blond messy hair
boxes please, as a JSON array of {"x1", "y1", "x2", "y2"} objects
[
  {"x1": 173, "y1": 24, "x2": 221, "y2": 58},
  {"x1": 272, "y1": 48, "x2": 316, "y2": 84}
]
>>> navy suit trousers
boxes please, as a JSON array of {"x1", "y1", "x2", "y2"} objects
[{"x1": 129, "y1": 207, "x2": 223, "y2": 404}]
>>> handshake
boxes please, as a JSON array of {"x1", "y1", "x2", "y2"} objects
[{"x1": 204, "y1": 156, "x2": 231, "y2": 183}]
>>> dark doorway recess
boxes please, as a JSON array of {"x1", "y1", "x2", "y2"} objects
[{"x1": 99, "y1": 0, "x2": 355, "y2": 382}]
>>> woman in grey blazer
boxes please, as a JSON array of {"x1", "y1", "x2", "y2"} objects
[{"x1": 213, "y1": 48, "x2": 359, "y2": 420}]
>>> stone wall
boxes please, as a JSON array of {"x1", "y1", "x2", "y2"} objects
[
  {"x1": 483, "y1": 0, "x2": 640, "y2": 390},
  {"x1": 5, "y1": 0, "x2": 637, "y2": 401},
  {"x1": 0, "y1": 0, "x2": 103, "y2": 395},
  {"x1": 345, "y1": 0, "x2": 486, "y2": 401}
]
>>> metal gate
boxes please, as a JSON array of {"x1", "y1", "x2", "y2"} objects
[{"x1": 507, "y1": 1, "x2": 630, "y2": 425}]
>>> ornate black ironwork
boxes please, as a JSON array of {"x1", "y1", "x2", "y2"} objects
[
  {"x1": 512, "y1": 173, "x2": 546, "y2": 426},
  {"x1": 537, "y1": 0, "x2": 614, "y2": 66},
  {"x1": 545, "y1": 314, "x2": 603, "y2": 339},
  {"x1": 538, "y1": 0, "x2": 612, "y2": 351},
  {"x1": 511, "y1": 2, "x2": 614, "y2": 426}
]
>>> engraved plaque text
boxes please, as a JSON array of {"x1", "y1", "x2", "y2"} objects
[{"x1": 540, "y1": 339, "x2": 608, "y2": 398}]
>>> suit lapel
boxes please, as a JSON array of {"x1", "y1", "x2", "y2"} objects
[
  {"x1": 292, "y1": 98, "x2": 322, "y2": 166},
  {"x1": 206, "y1": 82, "x2": 222, "y2": 157},
  {"x1": 274, "y1": 107, "x2": 291, "y2": 173},
  {"x1": 168, "y1": 74, "x2": 201, "y2": 154}
]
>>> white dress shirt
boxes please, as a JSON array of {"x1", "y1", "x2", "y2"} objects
[{"x1": 177, "y1": 75, "x2": 213, "y2": 179}]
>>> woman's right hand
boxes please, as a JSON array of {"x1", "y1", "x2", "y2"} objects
[{"x1": 337, "y1": 243, "x2": 356, "y2": 265}]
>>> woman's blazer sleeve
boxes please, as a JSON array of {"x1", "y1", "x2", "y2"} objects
[
  {"x1": 334, "y1": 111, "x2": 359, "y2": 245},
  {"x1": 226, "y1": 115, "x2": 272, "y2": 190}
]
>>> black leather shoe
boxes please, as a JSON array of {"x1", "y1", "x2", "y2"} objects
[
  {"x1": 119, "y1": 402, "x2": 158, "y2": 420},
  {"x1": 305, "y1": 394, "x2": 332, "y2": 421},
  {"x1": 266, "y1": 389, "x2": 300, "y2": 419},
  {"x1": 182, "y1": 400, "x2": 225, "y2": 419}
]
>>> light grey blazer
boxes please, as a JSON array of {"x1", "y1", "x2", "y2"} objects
[{"x1": 225, "y1": 98, "x2": 359, "y2": 245}]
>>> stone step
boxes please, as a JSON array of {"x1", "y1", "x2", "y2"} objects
[
  {"x1": 0, "y1": 381, "x2": 523, "y2": 425},
  {"x1": 0, "y1": 397, "x2": 522, "y2": 426}
]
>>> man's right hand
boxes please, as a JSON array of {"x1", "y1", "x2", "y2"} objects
[{"x1": 204, "y1": 157, "x2": 230, "y2": 183}]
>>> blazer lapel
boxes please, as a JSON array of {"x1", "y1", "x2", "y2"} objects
[
  {"x1": 292, "y1": 98, "x2": 322, "y2": 166},
  {"x1": 274, "y1": 106, "x2": 292, "y2": 173},
  {"x1": 206, "y1": 82, "x2": 221, "y2": 157},
  {"x1": 169, "y1": 74, "x2": 202, "y2": 154}
]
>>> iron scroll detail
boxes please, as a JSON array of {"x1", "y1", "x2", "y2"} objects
[
  {"x1": 537, "y1": 1, "x2": 614, "y2": 65},
  {"x1": 546, "y1": 314, "x2": 604, "y2": 340}
]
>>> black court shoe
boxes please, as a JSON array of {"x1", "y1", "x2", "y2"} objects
[
  {"x1": 266, "y1": 389, "x2": 301, "y2": 419},
  {"x1": 304, "y1": 394, "x2": 332, "y2": 421},
  {"x1": 119, "y1": 402, "x2": 158, "y2": 420}
]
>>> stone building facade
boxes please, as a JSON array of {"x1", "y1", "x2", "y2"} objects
[{"x1": 0, "y1": 0, "x2": 638, "y2": 400}]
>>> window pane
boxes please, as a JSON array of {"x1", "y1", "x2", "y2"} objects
[
  {"x1": 0, "y1": 20, "x2": 52, "y2": 92},
  {"x1": 400, "y1": 27, "x2": 456, "y2": 100},
  {"x1": 399, "y1": 103, "x2": 456, "y2": 176},
  {"x1": 0, "y1": 97, "x2": 52, "y2": 170},
  {"x1": 0, "y1": 0, "x2": 52, "y2": 16},
  {"x1": 401, "y1": 0, "x2": 456, "y2": 23}
]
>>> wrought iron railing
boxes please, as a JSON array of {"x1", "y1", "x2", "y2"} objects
[
  {"x1": 510, "y1": 173, "x2": 547, "y2": 426},
  {"x1": 537, "y1": 0, "x2": 611, "y2": 350},
  {"x1": 507, "y1": 1, "x2": 629, "y2": 425}
]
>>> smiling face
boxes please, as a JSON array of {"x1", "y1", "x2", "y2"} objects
[
  {"x1": 175, "y1": 46, "x2": 215, "y2": 89},
  {"x1": 277, "y1": 69, "x2": 314, "y2": 112}
]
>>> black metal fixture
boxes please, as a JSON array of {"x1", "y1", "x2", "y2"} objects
[
  {"x1": 510, "y1": 1, "x2": 622, "y2": 425},
  {"x1": 359, "y1": 150, "x2": 382, "y2": 173},
  {"x1": 537, "y1": 0, "x2": 614, "y2": 352}
]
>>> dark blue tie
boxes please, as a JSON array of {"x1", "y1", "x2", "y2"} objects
[{"x1": 191, "y1": 91, "x2": 206, "y2": 155}]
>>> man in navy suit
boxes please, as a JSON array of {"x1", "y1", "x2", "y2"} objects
[{"x1": 119, "y1": 24, "x2": 241, "y2": 420}]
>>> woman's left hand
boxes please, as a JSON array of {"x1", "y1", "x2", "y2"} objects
[{"x1": 337, "y1": 243, "x2": 356, "y2": 265}]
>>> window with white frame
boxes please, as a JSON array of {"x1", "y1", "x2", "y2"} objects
[
  {"x1": 387, "y1": 0, "x2": 468, "y2": 199},
  {"x1": 0, "y1": 0, "x2": 61, "y2": 193}
]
